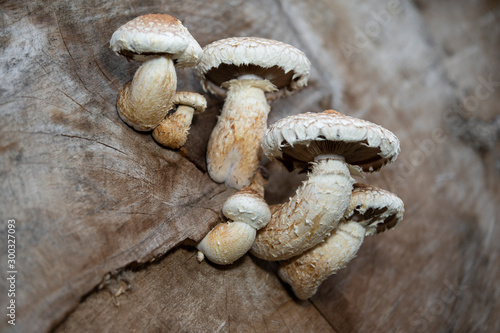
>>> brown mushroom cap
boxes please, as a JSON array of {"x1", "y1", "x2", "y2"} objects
[
  {"x1": 345, "y1": 183, "x2": 404, "y2": 236},
  {"x1": 195, "y1": 37, "x2": 310, "y2": 100},
  {"x1": 262, "y1": 110, "x2": 401, "y2": 172},
  {"x1": 110, "y1": 14, "x2": 202, "y2": 66}
]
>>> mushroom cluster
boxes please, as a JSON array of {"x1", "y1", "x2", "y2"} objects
[
  {"x1": 110, "y1": 14, "x2": 404, "y2": 300},
  {"x1": 110, "y1": 14, "x2": 206, "y2": 148}
]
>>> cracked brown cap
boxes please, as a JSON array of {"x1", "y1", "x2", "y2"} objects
[
  {"x1": 196, "y1": 37, "x2": 310, "y2": 100},
  {"x1": 262, "y1": 110, "x2": 401, "y2": 172},
  {"x1": 345, "y1": 183, "x2": 404, "y2": 236},
  {"x1": 110, "y1": 14, "x2": 202, "y2": 66}
]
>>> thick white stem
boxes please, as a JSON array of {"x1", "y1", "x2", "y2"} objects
[
  {"x1": 207, "y1": 79, "x2": 276, "y2": 189},
  {"x1": 278, "y1": 221, "x2": 366, "y2": 300},
  {"x1": 117, "y1": 56, "x2": 177, "y2": 131},
  {"x1": 251, "y1": 159, "x2": 355, "y2": 260}
]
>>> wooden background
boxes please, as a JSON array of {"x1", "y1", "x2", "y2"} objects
[{"x1": 1, "y1": 0, "x2": 499, "y2": 332}]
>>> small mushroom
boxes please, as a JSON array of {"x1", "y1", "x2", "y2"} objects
[
  {"x1": 251, "y1": 110, "x2": 400, "y2": 261},
  {"x1": 195, "y1": 37, "x2": 311, "y2": 189},
  {"x1": 222, "y1": 186, "x2": 270, "y2": 231},
  {"x1": 197, "y1": 172, "x2": 271, "y2": 265},
  {"x1": 152, "y1": 91, "x2": 207, "y2": 148},
  {"x1": 196, "y1": 222, "x2": 256, "y2": 265},
  {"x1": 278, "y1": 183, "x2": 404, "y2": 300},
  {"x1": 110, "y1": 14, "x2": 202, "y2": 131},
  {"x1": 344, "y1": 183, "x2": 405, "y2": 236}
]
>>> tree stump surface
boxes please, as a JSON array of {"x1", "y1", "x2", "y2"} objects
[{"x1": 0, "y1": 0, "x2": 499, "y2": 332}]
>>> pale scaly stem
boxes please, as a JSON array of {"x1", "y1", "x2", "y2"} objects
[
  {"x1": 278, "y1": 221, "x2": 365, "y2": 300},
  {"x1": 247, "y1": 170, "x2": 267, "y2": 197},
  {"x1": 117, "y1": 56, "x2": 177, "y2": 131},
  {"x1": 153, "y1": 105, "x2": 194, "y2": 148},
  {"x1": 251, "y1": 159, "x2": 355, "y2": 261},
  {"x1": 206, "y1": 79, "x2": 276, "y2": 189}
]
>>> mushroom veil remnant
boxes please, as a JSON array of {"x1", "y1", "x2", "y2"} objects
[
  {"x1": 196, "y1": 37, "x2": 311, "y2": 189},
  {"x1": 110, "y1": 14, "x2": 202, "y2": 131},
  {"x1": 251, "y1": 110, "x2": 400, "y2": 261},
  {"x1": 278, "y1": 183, "x2": 405, "y2": 300}
]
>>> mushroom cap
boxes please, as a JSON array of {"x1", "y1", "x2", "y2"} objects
[
  {"x1": 172, "y1": 91, "x2": 207, "y2": 113},
  {"x1": 196, "y1": 222, "x2": 256, "y2": 265},
  {"x1": 195, "y1": 37, "x2": 311, "y2": 100},
  {"x1": 345, "y1": 183, "x2": 404, "y2": 236},
  {"x1": 262, "y1": 110, "x2": 400, "y2": 172},
  {"x1": 222, "y1": 187, "x2": 271, "y2": 230},
  {"x1": 110, "y1": 14, "x2": 202, "y2": 66}
]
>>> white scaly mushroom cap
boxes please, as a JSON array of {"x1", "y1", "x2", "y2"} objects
[
  {"x1": 171, "y1": 91, "x2": 207, "y2": 113},
  {"x1": 110, "y1": 14, "x2": 202, "y2": 66},
  {"x1": 196, "y1": 222, "x2": 256, "y2": 265},
  {"x1": 195, "y1": 37, "x2": 311, "y2": 100},
  {"x1": 345, "y1": 183, "x2": 404, "y2": 236},
  {"x1": 262, "y1": 110, "x2": 401, "y2": 172},
  {"x1": 222, "y1": 188, "x2": 271, "y2": 230}
]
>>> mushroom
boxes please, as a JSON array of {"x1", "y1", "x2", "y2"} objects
[
  {"x1": 344, "y1": 183, "x2": 405, "y2": 236},
  {"x1": 195, "y1": 37, "x2": 311, "y2": 189},
  {"x1": 196, "y1": 222, "x2": 256, "y2": 265},
  {"x1": 251, "y1": 110, "x2": 400, "y2": 261},
  {"x1": 197, "y1": 172, "x2": 271, "y2": 265},
  {"x1": 152, "y1": 91, "x2": 207, "y2": 148},
  {"x1": 110, "y1": 14, "x2": 202, "y2": 131},
  {"x1": 278, "y1": 183, "x2": 405, "y2": 300}
]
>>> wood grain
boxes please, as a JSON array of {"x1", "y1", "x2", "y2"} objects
[
  {"x1": 0, "y1": 0, "x2": 499, "y2": 332},
  {"x1": 56, "y1": 246, "x2": 335, "y2": 333}
]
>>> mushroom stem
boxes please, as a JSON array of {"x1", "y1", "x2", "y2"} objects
[
  {"x1": 117, "y1": 56, "x2": 177, "y2": 131},
  {"x1": 251, "y1": 158, "x2": 355, "y2": 261},
  {"x1": 153, "y1": 104, "x2": 195, "y2": 148},
  {"x1": 278, "y1": 221, "x2": 366, "y2": 300},
  {"x1": 207, "y1": 78, "x2": 277, "y2": 189},
  {"x1": 247, "y1": 169, "x2": 266, "y2": 197}
]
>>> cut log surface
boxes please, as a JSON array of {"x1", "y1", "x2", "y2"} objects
[{"x1": 0, "y1": 0, "x2": 499, "y2": 332}]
